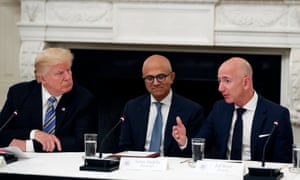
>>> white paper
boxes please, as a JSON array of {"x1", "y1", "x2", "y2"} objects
[
  {"x1": 0, "y1": 146, "x2": 29, "y2": 159},
  {"x1": 115, "y1": 151, "x2": 158, "y2": 157},
  {"x1": 0, "y1": 156, "x2": 7, "y2": 167},
  {"x1": 119, "y1": 157, "x2": 168, "y2": 171},
  {"x1": 195, "y1": 159, "x2": 244, "y2": 178}
]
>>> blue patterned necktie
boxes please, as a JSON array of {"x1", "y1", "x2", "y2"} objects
[
  {"x1": 230, "y1": 108, "x2": 246, "y2": 160},
  {"x1": 43, "y1": 96, "x2": 56, "y2": 134},
  {"x1": 149, "y1": 102, "x2": 163, "y2": 152}
]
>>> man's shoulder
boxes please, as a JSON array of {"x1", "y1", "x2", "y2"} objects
[
  {"x1": 70, "y1": 82, "x2": 94, "y2": 97},
  {"x1": 121, "y1": 95, "x2": 149, "y2": 114},
  {"x1": 127, "y1": 94, "x2": 148, "y2": 103},
  {"x1": 211, "y1": 99, "x2": 233, "y2": 110},
  {"x1": 258, "y1": 95, "x2": 288, "y2": 111},
  {"x1": 214, "y1": 99, "x2": 228, "y2": 106},
  {"x1": 9, "y1": 80, "x2": 38, "y2": 91},
  {"x1": 173, "y1": 93, "x2": 203, "y2": 109}
]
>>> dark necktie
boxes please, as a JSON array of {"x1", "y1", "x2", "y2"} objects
[
  {"x1": 149, "y1": 102, "x2": 163, "y2": 152},
  {"x1": 43, "y1": 96, "x2": 56, "y2": 134},
  {"x1": 230, "y1": 108, "x2": 246, "y2": 160}
]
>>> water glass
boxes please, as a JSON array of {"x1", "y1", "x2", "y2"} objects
[
  {"x1": 191, "y1": 138, "x2": 205, "y2": 162},
  {"x1": 84, "y1": 133, "x2": 97, "y2": 158}
]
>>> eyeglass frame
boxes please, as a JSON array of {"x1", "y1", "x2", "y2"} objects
[{"x1": 142, "y1": 72, "x2": 172, "y2": 83}]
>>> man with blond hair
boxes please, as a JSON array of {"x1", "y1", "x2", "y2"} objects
[{"x1": 0, "y1": 48, "x2": 98, "y2": 152}]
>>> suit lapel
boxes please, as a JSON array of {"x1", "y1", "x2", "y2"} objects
[
  {"x1": 141, "y1": 96, "x2": 151, "y2": 136},
  {"x1": 30, "y1": 83, "x2": 43, "y2": 128},
  {"x1": 163, "y1": 94, "x2": 178, "y2": 152},
  {"x1": 135, "y1": 95, "x2": 151, "y2": 146},
  {"x1": 55, "y1": 92, "x2": 71, "y2": 132},
  {"x1": 251, "y1": 96, "x2": 267, "y2": 158},
  {"x1": 221, "y1": 105, "x2": 235, "y2": 154}
]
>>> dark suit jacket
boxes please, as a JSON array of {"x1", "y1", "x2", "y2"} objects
[
  {"x1": 119, "y1": 92, "x2": 205, "y2": 157},
  {"x1": 0, "y1": 80, "x2": 98, "y2": 152},
  {"x1": 197, "y1": 95, "x2": 293, "y2": 163}
]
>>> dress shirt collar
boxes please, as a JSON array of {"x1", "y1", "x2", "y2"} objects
[
  {"x1": 234, "y1": 91, "x2": 258, "y2": 111},
  {"x1": 42, "y1": 85, "x2": 62, "y2": 107},
  {"x1": 150, "y1": 89, "x2": 172, "y2": 106}
]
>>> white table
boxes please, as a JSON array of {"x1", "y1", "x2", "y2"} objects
[{"x1": 0, "y1": 152, "x2": 299, "y2": 180}]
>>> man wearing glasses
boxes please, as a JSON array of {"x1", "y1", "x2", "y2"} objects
[{"x1": 119, "y1": 54, "x2": 205, "y2": 157}]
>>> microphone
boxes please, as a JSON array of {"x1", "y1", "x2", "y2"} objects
[
  {"x1": 80, "y1": 116, "x2": 125, "y2": 172},
  {"x1": 99, "y1": 116, "x2": 125, "y2": 158},
  {"x1": 0, "y1": 110, "x2": 18, "y2": 132},
  {"x1": 0, "y1": 110, "x2": 19, "y2": 164},
  {"x1": 245, "y1": 120, "x2": 283, "y2": 180},
  {"x1": 262, "y1": 120, "x2": 278, "y2": 167}
]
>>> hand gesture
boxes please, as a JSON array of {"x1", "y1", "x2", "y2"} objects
[{"x1": 172, "y1": 116, "x2": 187, "y2": 146}]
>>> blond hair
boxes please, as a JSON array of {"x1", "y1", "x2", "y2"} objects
[{"x1": 34, "y1": 48, "x2": 73, "y2": 80}]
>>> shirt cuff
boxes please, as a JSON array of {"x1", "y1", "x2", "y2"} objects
[
  {"x1": 26, "y1": 129, "x2": 37, "y2": 152},
  {"x1": 30, "y1": 129, "x2": 36, "y2": 139},
  {"x1": 179, "y1": 137, "x2": 188, "y2": 150},
  {"x1": 26, "y1": 140, "x2": 34, "y2": 152}
]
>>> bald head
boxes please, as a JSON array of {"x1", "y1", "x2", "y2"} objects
[
  {"x1": 142, "y1": 54, "x2": 175, "y2": 102},
  {"x1": 219, "y1": 57, "x2": 253, "y2": 79},
  {"x1": 218, "y1": 57, "x2": 254, "y2": 107},
  {"x1": 142, "y1": 54, "x2": 172, "y2": 75}
]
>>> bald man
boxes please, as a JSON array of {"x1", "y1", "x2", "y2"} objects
[
  {"x1": 174, "y1": 57, "x2": 293, "y2": 163},
  {"x1": 119, "y1": 54, "x2": 205, "y2": 157}
]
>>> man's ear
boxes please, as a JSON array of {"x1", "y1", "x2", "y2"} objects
[
  {"x1": 37, "y1": 75, "x2": 45, "y2": 84},
  {"x1": 243, "y1": 76, "x2": 250, "y2": 89},
  {"x1": 170, "y1": 72, "x2": 176, "y2": 82}
]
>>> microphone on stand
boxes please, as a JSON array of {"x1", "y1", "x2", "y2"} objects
[
  {"x1": 80, "y1": 116, "x2": 125, "y2": 172},
  {"x1": 0, "y1": 110, "x2": 18, "y2": 132},
  {"x1": 99, "y1": 116, "x2": 124, "y2": 158},
  {"x1": 245, "y1": 120, "x2": 283, "y2": 180},
  {"x1": 261, "y1": 121, "x2": 279, "y2": 167},
  {"x1": 0, "y1": 110, "x2": 19, "y2": 164}
]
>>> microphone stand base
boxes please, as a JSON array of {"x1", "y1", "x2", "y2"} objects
[
  {"x1": 80, "y1": 157, "x2": 120, "y2": 172},
  {"x1": 244, "y1": 167, "x2": 284, "y2": 180},
  {"x1": 0, "y1": 152, "x2": 18, "y2": 164}
]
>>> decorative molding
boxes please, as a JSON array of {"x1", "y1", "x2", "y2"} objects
[
  {"x1": 17, "y1": 0, "x2": 300, "y2": 123},
  {"x1": 19, "y1": 41, "x2": 45, "y2": 80},
  {"x1": 290, "y1": 6, "x2": 300, "y2": 29},
  {"x1": 216, "y1": 5, "x2": 288, "y2": 28},
  {"x1": 289, "y1": 48, "x2": 300, "y2": 122},
  {"x1": 46, "y1": 1, "x2": 113, "y2": 26},
  {"x1": 21, "y1": 0, "x2": 44, "y2": 22}
]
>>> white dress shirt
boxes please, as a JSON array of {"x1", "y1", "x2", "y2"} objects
[
  {"x1": 227, "y1": 91, "x2": 258, "y2": 160},
  {"x1": 145, "y1": 90, "x2": 172, "y2": 155},
  {"x1": 25, "y1": 85, "x2": 61, "y2": 152}
]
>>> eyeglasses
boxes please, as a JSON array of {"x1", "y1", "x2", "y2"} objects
[{"x1": 143, "y1": 72, "x2": 172, "y2": 83}]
